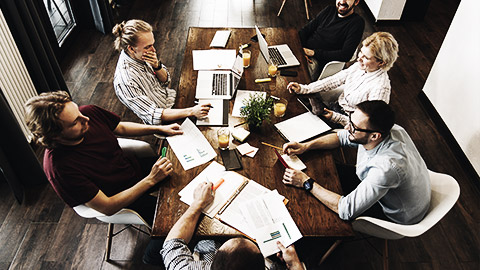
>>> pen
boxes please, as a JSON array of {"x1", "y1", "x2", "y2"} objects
[
  {"x1": 194, "y1": 101, "x2": 214, "y2": 108},
  {"x1": 261, "y1": 142, "x2": 283, "y2": 151},
  {"x1": 212, "y1": 178, "x2": 225, "y2": 191},
  {"x1": 161, "y1": 147, "x2": 167, "y2": 157},
  {"x1": 234, "y1": 121, "x2": 246, "y2": 128}
]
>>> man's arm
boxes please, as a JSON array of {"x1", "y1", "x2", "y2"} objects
[
  {"x1": 165, "y1": 182, "x2": 214, "y2": 243},
  {"x1": 85, "y1": 157, "x2": 172, "y2": 215},
  {"x1": 113, "y1": 122, "x2": 183, "y2": 137},
  {"x1": 283, "y1": 133, "x2": 341, "y2": 155},
  {"x1": 282, "y1": 168, "x2": 341, "y2": 213},
  {"x1": 160, "y1": 105, "x2": 211, "y2": 122}
]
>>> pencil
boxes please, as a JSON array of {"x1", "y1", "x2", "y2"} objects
[
  {"x1": 261, "y1": 142, "x2": 283, "y2": 151},
  {"x1": 234, "y1": 121, "x2": 246, "y2": 128},
  {"x1": 212, "y1": 178, "x2": 225, "y2": 191}
]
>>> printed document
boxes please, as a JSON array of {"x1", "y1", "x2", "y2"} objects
[
  {"x1": 166, "y1": 118, "x2": 216, "y2": 170},
  {"x1": 240, "y1": 190, "x2": 302, "y2": 257},
  {"x1": 192, "y1": 49, "x2": 236, "y2": 70}
]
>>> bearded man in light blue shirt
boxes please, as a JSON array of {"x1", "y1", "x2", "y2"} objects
[{"x1": 282, "y1": 100, "x2": 430, "y2": 225}]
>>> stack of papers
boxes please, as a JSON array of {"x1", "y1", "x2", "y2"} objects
[
  {"x1": 178, "y1": 162, "x2": 302, "y2": 257},
  {"x1": 210, "y1": 30, "x2": 231, "y2": 48},
  {"x1": 236, "y1": 143, "x2": 258, "y2": 158},
  {"x1": 240, "y1": 190, "x2": 302, "y2": 257}
]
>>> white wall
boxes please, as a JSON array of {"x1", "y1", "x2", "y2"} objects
[{"x1": 423, "y1": 0, "x2": 480, "y2": 176}]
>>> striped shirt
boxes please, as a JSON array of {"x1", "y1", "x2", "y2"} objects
[
  {"x1": 298, "y1": 62, "x2": 391, "y2": 126},
  {"x1": 161, "y1": 239, "x2": 216, "y2": 270},
  {"x1": 113, "y1": 50, "x2": 177, "y2": 125}
]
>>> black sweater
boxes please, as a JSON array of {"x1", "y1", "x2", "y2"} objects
[{"x1": 299, "y1": 6, "x2": 365, "y2": 64}]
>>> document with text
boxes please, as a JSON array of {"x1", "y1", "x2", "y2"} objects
[
  {"x1": 240, "y1": 190, "x2": 302, "y2": 257},
  {"x1": 166, "y1": 118, "x2": 216, "y2": 170}
]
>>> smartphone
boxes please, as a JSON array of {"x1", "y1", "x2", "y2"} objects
[
  {"x1": 250, "y1": 33, "x2": 266, "y2": 42},
  {"x1": 280, "y1": 70, "x2": 298, "y2": 77},
  {"x1": 220, "y1": 149, "x2": 243, "y2": 171}
]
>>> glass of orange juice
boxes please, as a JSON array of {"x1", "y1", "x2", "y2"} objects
[
  {"x1": 243, "y1": 50, "x2": 251, "y2": 68},
  {"x1": 217, "y1": 128, "x2": 230, "y2": 150},
  {"x1": 273, "y1": 98, "x2": 288, "y2": 117},
  {"x1": 268, "y1": 61, "x2": 278, "y2": 77}
]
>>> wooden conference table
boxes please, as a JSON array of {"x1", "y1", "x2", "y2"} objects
[{"x1": 152, "y1": 27, "x2": 353, "y2": 239}]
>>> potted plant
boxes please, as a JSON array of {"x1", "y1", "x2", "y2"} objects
[{"x1": 240, "y1": 93, "x2": 273, "y2": 131}]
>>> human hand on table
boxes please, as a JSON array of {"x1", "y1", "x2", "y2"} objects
[
  {"x1": 276, "y1": 242, "x2": 304, "y2": 270},
  {"x1": 303, "y1": 48, "x2": 314, "y2": 57},
  {"x1": 283, "y1": 141, "x2": 307, "y2": 155},
  {"x1": 192, "y1": 182, "x2": 214, "y2": 210},
  {"x1": 282, "y1": 168, "x2": 310, "y2": 188},
  {"x1": 191, "y1": 104, "x2": 211, "y2": 118},
  {"x1": 286, "y1": 82, "x2": 301, "y2": 94}
]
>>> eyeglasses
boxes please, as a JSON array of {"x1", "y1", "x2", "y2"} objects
[{"x1": 348, "y1": 113, "x2": 381, "y2": 134}]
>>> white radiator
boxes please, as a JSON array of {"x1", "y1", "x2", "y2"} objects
[{"x1": 0, "y1": 9, "x2": 37, "y2": 141}]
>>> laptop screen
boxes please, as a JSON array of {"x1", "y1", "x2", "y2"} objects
[{"x1": 255, "y1": 25, "x2": 270, "y2": 63}]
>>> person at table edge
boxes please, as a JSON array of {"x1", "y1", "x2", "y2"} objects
[{"x1": 282, "y1": 101, "x2": 430, "y2": 225}]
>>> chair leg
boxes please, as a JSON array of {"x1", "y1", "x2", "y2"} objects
[
  {"x1": 318, "y1": 240, "x2": 342, "y2": 265},
  {"x1": 105, "y1": 223, "x2": 114, "y2": 262},
  {"x1": 277, "y1": 0, "x2": 287, "y2": 17},
  {"x1": 383, "y1": 239, "x2": 389, "y2": 270},
  {"x1": 304, "y1": 0, "x2": 310, "y2": 20}
]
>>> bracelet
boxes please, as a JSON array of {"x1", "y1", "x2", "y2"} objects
[{"x1": 153, "y1": 62, "x2": 163, "y2": 71}]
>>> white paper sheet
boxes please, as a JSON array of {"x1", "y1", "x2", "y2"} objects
[
  {"x1": 166, "y1": 118, "x2": 217, "y2": 170},
  {"x1": 196, "y1": 99, "x2": 228, "y2": 126},
  {"x1": 240, "y1": 190, "x2": 302, "y2": 257},
  {"x1": 192, "y1": 49, "x2": 236, "y2": 70},
  {"x1": 231, "y1": 90, "x2": 267, "y2": 117},
  {"x1": 282, "y1": 154, "x2": 306, "y2": 170},
  {"x1": 210, "y1": 30, "x2": 231, "y2": 48}
]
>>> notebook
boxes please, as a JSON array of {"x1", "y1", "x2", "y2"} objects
[
  {"x1": 255, "y1": 25, "x2": 300, "y2": 69},
  {"x1": 274, "y1": 112, "x2": 331, "y2": 142},
  {"x1": 195, "y1": 54, "x2": 244, "y2": 99}
]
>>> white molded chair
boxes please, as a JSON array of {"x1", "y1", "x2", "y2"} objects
[
  {"x1": 73, "y1": 205, "x2": 151, "y2": 261},
  {"x1": 318, "y1": 61, "x2": 345, "y2": 80},
  {"x1": 352, "y1": 170, "x2": 460, "y2": 269},
  {"x1": 72, "y1": 138, "x2": 156, "y2": 261}
]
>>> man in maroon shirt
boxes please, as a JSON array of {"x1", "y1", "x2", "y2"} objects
[{"x1": 25, "y1": 91, "x2": 182, "y2": 265}]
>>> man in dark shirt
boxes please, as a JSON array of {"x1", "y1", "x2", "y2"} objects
[
  {"x1": 25, "y1": 91, "x2": 183, "y2": 265},
  {"x1": 299, "y1": 0, "x2": 365, "y2": 80}
]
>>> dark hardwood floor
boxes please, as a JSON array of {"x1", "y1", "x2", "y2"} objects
[{"x1": 1, "y1": 0, "x2": 479, "y2": 269}]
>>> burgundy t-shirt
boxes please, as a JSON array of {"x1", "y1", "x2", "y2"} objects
[{"x1": 43, "y1": 105, "x2": 142, "y2": 207}]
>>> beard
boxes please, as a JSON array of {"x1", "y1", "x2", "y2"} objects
[
  {"x1": 349, "y1": 132, "x2": 369, "y2": 144},
  {"x1": 337, "y1": 2, "x2": 355, "y2": 16}
]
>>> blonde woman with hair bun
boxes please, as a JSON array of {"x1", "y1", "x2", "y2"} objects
[
  {"x1": 287, "y1": 31, "x2": 399, "y2": 127},
  {"x1": 112, "y1": 19, "x2": 211, "y2": 125}
]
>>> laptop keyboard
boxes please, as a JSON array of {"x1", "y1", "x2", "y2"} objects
[
  {"x1": 212, "y1": 73, "x2": 228, "y2": 95},
  {"x1": 268, "y1": 47, "x2": 287, "y2": 66}
]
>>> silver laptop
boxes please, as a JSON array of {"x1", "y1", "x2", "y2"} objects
[
  {"x1": 255, "y1": 25, "x2": 300, "y2": 69},
  {"x1": 195, "y1": 55, "x2": 243, "y2": 100}
]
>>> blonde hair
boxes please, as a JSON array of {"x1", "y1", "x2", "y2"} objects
[
  {"x1": 25, "y1": 91, "x2": 72, "y2": 149},
  {"x1": 362, "y1": 32, "x2": 399, "y2": 71},
  {"x1": 112, "y1": 19, "x2": 153, "y2": 52}
]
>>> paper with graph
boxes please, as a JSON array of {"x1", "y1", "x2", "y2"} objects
[
  {"x1": 240, "y1": 190, "x2": 302, "y2": 257},
  {"x1": 166, "y1": 118, "x2": 216, "y2": 170}
]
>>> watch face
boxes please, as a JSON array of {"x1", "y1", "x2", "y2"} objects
[{"x1": 304, "y1": 179, "x2": 313, "y2": 191}]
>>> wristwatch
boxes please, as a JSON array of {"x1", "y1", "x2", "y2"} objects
[
  {"x1": 153, "y1": 61, "x2": 163, "y2": 70},
  {"x1": 303, "y1": 178, "x2": 314, "y2": 192}
]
